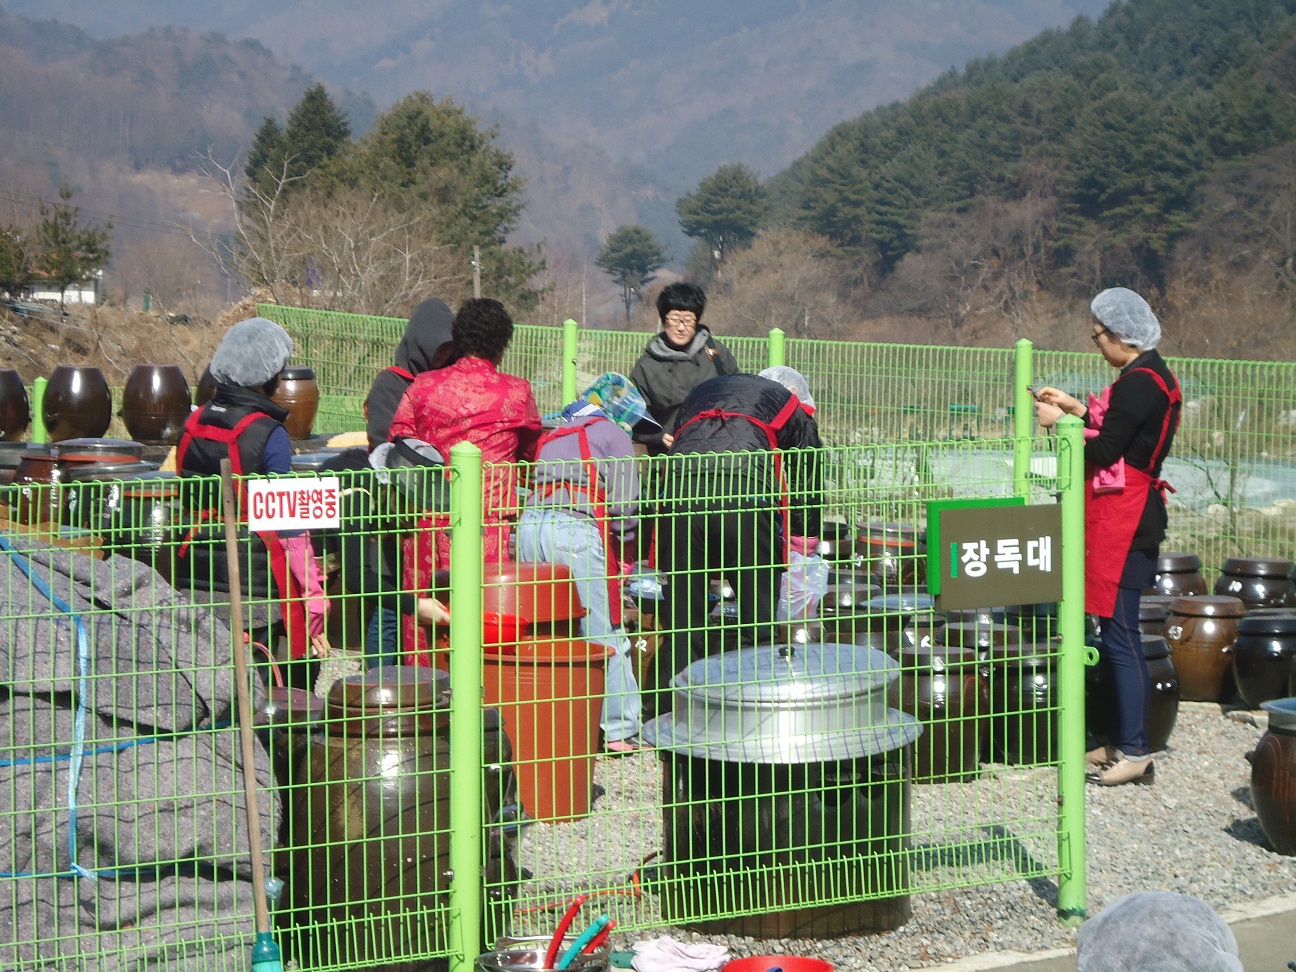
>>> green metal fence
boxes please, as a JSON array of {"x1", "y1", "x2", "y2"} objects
[
  {"x1": 258, "y1": 303, "x2": 1296, "y2": 577},
  {"x1": 1, "y1": 423, "x2": 1088, "y2": 971}
]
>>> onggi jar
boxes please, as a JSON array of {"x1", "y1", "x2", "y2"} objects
[{"x1": 1163, "y1": 595, "x2": 1246, "y2": 703}]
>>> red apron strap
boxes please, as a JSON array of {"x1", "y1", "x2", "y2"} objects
[{"x1": 534, "y1": 419, "x2": 622, "y2": 626}]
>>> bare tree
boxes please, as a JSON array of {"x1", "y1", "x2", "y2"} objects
[
  {"x1": 706, "y1": 228, "x2": 854, "y2": 339},
  {"x1": 197, "y1": 155, "x2": 463, "y2": 317}
]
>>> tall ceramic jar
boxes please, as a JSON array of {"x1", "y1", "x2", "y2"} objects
[
  {"x1": 1142, "y1": 635, "x2": 1180, "y2": 751},
  {"x1": 289, "y1": 666, "x2": 517, "y2": 967},
  {"x1": 1247, "y1": 698, "x2": 1296, "y2": 855},
  {"x1": 1163, "y1": 595, "x2": 1246, "y2": 703},
  {"x1": 43, "y1": 365, "x2": 112, "y2": 441},
  {"x1": 1147, "y1": 552, "x2": 1208, "y2": 597},
  {"x1": 1232, "y1": 611, "x2": 1296, "y2": 709},
  {"x1": 1138, "y1": 594, "x2": 1175, "y2": 636},
  {"x1": 1214, "y1": 557, "x2": 1295, "y2": 611},
  {"x1": 0, "y1": 368, "x2": 30, "y2": 441},
  {"x1": 271, "y1": 366, "x2": 320, "y2": 440},
  {"x1": 121, "y1": 364, "x2": 191, "y2": 444}
]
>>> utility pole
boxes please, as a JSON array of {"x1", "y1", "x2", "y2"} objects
[{"x1": 472, "y1": 245, "x2": 481, "y2": 299}]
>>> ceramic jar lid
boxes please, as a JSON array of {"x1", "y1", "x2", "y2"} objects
[
  {"x1": 1220, "y1": 557, "x2": 1293, "y2": 578},
  {"x1": 57, "y1": 437, "x2": 147, "y2": 458},
  {"x1": 1238, "y1": 611, "x2": 1296, "y2": 636},
  {"x1": 1262, "y1": 698, "x2": 1296, "y2": 732},
  {"x1": 279, "y1": 366, "x2": 316, "y2": 380},
  {"x1": 897, "y1": 644, "x2": 978, "y2": 670},
  {"x1": 1156, "y1": 551, "x2": 1202, "y2": 572},
  {"x1": 942, "y1": 621, "x2": 1021, "y2": 650},
  {"x1": 1140, "y1": 635, "x2": 1171, "y2": 660},
  {"x1": 1168, "y1": 595, "x2": 1247, "y2": 618},
  {"x1": 290, "y1": 451, "x2": 338, "y2": 472},
  {"x1": 642, "y1": 641, "x2": 922, "y2": 763},
  {"x1": 1139, "y1": 595, "x2": 1175, "y2": 621},
  {"x1": 819, "y1": 583, "x2": 882, "y2": 614}
]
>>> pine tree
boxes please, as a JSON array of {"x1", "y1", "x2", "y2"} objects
[
  {"x1": 596, "y1": 225, "x2": 666, "y2": 321},
  {"x1": 676, "y1": 164, "x2": 770, "y2": 273},
  {"x1": 283, "y1": 82, "x2": 351, "y2": 185},
  {"x1": 36, "y1": 184, "x2": 111, "y2": 313},
  {"x1": 244, "y1": 116, "x2": 287, "y2": 199}
]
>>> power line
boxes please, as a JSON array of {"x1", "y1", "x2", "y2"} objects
[{"x1": 0, "y1": 188, "x2": 225, "y2": 241}]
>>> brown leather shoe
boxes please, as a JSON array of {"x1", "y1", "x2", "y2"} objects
[
  {"x1": 1086, "y1": 745, "x2": 1116, "y2": 767},
  {"x1": 1086, "y1": 757, "x2": 1154, "y2": 787}
]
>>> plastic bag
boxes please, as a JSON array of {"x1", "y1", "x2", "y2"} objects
[{"x1": 776, "y1": 550, "x2": 830, "y2": 621}]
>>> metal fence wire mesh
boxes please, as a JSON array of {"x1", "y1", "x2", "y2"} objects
[{"x1": 2, "y1": 430, "x2": 1080, "y2": 969}]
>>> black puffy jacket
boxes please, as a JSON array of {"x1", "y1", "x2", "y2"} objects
[
  {"x1": 665, "y1": 374, "x2": 823, "y2": 537},
  {"x1": 629, "y1": 326, "x2": 738, "y2": 455}
]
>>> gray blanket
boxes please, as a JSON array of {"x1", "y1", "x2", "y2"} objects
[{"x1": 0, "y1": 537, "x2": 278, "y2": 971}]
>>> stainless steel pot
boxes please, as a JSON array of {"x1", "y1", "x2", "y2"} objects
[{"x1": 643, "y1": 641, "x2": 921, "y2": 763}]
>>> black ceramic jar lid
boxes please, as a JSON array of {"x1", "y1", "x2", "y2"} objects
[
  {"x1": 898, "y1": 644, "x2": 978, "y2": 670},
  {"x1": 1139, "y1": 595, "x2": 1175, "y2": 621},
  {"x1": 942, "y1": 621, "x2": 1021, "y2": 650},
  {"x1": 279, "y1": 366, "x2": 316, "y2": 380},
  {"x1": 1220, "y1": 557, "x2": 1294, "y2": 578},
  {"x1": 326, "y1": 665, "x2": 450, "y2": 715},
  {"x1": 1168, "y1": 594, "x2": 1248, "y2": 619},
  {"x1": 1237, "y1": 611, "x2": 1296, "y2": 636},
  {"x1": 1140, "y1": 635, "x2": 1171, "y2": 660},
  {"x1": 1156, "y1": 551, "x2": 1202, "y2": 572}
]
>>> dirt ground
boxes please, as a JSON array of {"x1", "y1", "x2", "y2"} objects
[{"x1": 0, "y1": 297, "x2": 262, "y2": 389}]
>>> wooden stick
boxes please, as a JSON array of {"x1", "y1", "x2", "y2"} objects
[{"x1": 220, "y1": 457, "x2": 274, "y2": 938}]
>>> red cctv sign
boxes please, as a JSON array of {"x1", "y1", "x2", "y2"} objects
[{"x1": 246, "y1": 478, "x2": 340, "y2": 531}]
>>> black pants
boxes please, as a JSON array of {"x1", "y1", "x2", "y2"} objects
[{"x1": 647, "y1": 500, "x2": 783, "y2": 719}]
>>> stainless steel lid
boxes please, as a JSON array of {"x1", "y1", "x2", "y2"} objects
[{"x1": 642, "y1": 641, "x2": 922, "y2": 763}]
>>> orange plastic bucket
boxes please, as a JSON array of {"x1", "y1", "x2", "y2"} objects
[{"x1": 482, "y1": 637, "x2": 612, "y2": 823}]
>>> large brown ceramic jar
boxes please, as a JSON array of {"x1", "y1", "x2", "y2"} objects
[
  {"x1": 1163, "y1": 595, "x2": 1247, "y2": 702},
  {"x1": 890, "y1": 644, "x2": 988, "y2": 781},
  {"x1": 290, "y1": 666, "x2": 517, "y2": 967},
  {"x1": 62, "y1": 458, "x2": 160, "y2": 531},
  {"x1": 0, "y1": 442, "x2": 49, "y2": 489},
  {"x1": 1147, "y1": 552, "x2": 1208, "y2": 597},
  {"x1": 121, "y1": 364, "x2": 191, "y2": 444},
  {"x1": 1214, "y1": 557, "x2": 1294, "y2": 611},
  {"x1": 0, "y1": 368, "x2": 30, "y2": 441},
  {"x1": 271, "y1": 366, "x2": 320, "y2": 440},
  {"x1": 43, "y1": 365, "x2": 112, "y2": 441},
  {"x1": 10, "y1": 452, "x2": 63, "y2": 524},
  {"x1": 1232, "y1": 611, "x2": 1296, "y2": 710},
  {"x1": 1247, "y1": 698, "x2": 1296, "y2": 855}
]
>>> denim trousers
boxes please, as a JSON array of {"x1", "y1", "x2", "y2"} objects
[
  {"x1": 1098, "y1": 548, "x2": 1157, "y2": 757},
  {"x1": 515, "y1": 507, "x2": 642, "y2": 742}
]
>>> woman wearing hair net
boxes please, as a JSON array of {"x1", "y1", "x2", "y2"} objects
[
  {"x1": 1033, "y1": 289, "x2": 1182, "y2": 786},
  {"x1": 174, "y1": 317, "x2": 330, "y2": 677}
]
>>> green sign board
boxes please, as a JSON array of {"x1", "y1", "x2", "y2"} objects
[{"x1": 927, "y1": 499, "x2": 1063, "y2": 610}]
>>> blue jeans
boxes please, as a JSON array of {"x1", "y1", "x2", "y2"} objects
[
  {"x1": 1099, "y1": 549, "x2": 1156, "y2": 757},
  {"x1": 365, "y1": 605, "x2": 400, "y2": 669},
  {"x1": 516, "y1": 507, "x2": 641, "y2": 743}
]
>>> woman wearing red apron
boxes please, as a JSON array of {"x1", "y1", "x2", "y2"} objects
[{"x1": 1035, "y1": 288, "x2": 1181, "y2": 787}]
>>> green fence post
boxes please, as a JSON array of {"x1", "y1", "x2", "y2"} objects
[
  {"x1": 30, "y1": 376, "x2": 48, "y2": 444},
  {"x1": 448, "y1": 441, "x2": 484, "y2": 972},
  {"x1": 1055, "y1": 414, "x2": 1087, "y2": 925},
  {"x1": 562, "y1": 318, "x2": 580, "y2": 404},
  {"x1": 768, "y1": 327, "x2": 786, "y2": 369},
  {"x1": 1013, "y1": 338, "x2": 1034, "y2": 497}
]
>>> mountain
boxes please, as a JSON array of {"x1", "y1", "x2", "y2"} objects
[{"x1": 1, "y1": 0, "x2": 1112, "y2": 188}]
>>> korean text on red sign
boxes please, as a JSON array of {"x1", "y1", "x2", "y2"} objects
[{"x1": 246, "y1": 478, "x2": 341, "y2": 531}]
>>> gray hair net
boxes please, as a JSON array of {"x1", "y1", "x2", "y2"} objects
[
  {"x1": 208, "y1": 317, "x2": 294, "y2": 388},
  {"x1": 757, "y1": 366, "x2": 816, "y2": 411},
  {"x1": 1091, "y1": 288, "x2": 1161, "y2": 351},
  {"x1": 1076, "y1": 892, "x2": 1242, "y2": 972}
]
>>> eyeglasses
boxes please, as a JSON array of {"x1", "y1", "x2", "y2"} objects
[
  {"x1": 664, "y1": 314, "x2": 697, "y2": 329},
  {"x1": 1090, "y1": 328, "x2": 1108, "y2": 346}
]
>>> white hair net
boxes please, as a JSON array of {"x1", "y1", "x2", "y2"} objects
[
  {"x1": 208, "y1": 317, "x2": 294, "y2": 388},
  {"x1": 757, "y1": 366, "x2": 816, "y2": 411},
  {"x1": 1076, "y1": 892, "x2": 1242, "y2": 972},
  {"x1": 1091, "y1": 288, "x2": 1161, "y2": 351}
]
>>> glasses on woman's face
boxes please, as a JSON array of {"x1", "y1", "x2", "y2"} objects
[
  {"x1": 664, "y1": 312, "x2": 697, "y2": 330},
  {"x1": 1091, "y1": 328, "x2": 1108, "y2": 346}
]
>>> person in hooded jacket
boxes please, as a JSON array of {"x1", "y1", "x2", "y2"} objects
[
  {"x1": 364, "y1": 296, "x2": 458, "y2": 449},
  {"x1": 173, "y1": 316, "x2": 329, "y2": 680},
  {"x1": 629, "y1": 283, "x2": 738, "y2": 456},
  {"x1": 646, "y1": 368, "x2": 823, "y2": 719}
]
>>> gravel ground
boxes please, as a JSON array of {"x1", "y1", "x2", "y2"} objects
[{"x1": 510, "y1": 701, "x2": 1296, "y2": 971}]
